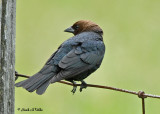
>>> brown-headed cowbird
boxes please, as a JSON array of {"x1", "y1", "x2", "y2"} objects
[{"x1": 15, "y1": 20, "x2": 105, "y2": 95}]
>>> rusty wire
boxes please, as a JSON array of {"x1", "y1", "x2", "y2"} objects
[{"x1": 15, "y1": 73, "x2": 160, "y2": 114}]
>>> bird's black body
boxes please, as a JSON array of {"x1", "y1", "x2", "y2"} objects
[
  {"x1": 15, "y1": 20, "x2": 105, "y2": 95},
  {"x1": 57, "y1": 32, "x2": 105, "y2": 81}
]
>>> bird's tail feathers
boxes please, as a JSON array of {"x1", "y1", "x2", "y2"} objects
[{"x1": 15, "y1": 72, "x2": 54, "y2": 95}]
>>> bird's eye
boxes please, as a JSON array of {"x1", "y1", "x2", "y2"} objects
[{"x1": 73, "y1": 25, "x2": 79, "y2": 30}]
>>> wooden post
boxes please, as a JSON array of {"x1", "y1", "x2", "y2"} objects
[{"x1": 0, "y1": 0, "x2": 16, "y2": 114}]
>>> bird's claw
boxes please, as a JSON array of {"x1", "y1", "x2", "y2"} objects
[
  {"x1": 70, "y1": 81, "x2": 77, "y2": 94},
  {"x1": 80, "y1": 81, "x2": 87, "y2": 92},
  {"x1": 71, "y1": 86, "x2": 77, "y2": 94}
]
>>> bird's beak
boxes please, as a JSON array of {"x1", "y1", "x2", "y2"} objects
[{"x1": 64, "y1": 26, "x2": 75, "y2": 33}]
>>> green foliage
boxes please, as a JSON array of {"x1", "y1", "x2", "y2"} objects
[{"x1": 16, "y1": 0, "x2": 160, "y2": 113}]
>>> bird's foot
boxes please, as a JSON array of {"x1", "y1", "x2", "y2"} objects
[
  {"x1": 71, "y1": 81, "x2": 77, "y2": 94},
  {"x1": 71, "y1": 86, "x2": 77, "y2": 94},
  {"x1": 80, "y1": 81, "x2": 87, "y2": 92}
]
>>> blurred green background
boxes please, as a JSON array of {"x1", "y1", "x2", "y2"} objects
[{"x1": 15, "y1": 0, "x2": 160, "y2": 114}]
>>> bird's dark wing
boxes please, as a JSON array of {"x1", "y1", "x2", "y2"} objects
[{"x1": 52, "y1": 41, "x2": 104, "y2": 81}]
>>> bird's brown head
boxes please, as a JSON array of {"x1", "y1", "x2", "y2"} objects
[{"x1": 64, "y1": 20, "x2": 103, "y2": 36}]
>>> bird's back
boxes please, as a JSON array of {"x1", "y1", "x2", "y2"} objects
[{"x1": 53, "y1": 32, "x2": 105, "y2": 81}]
